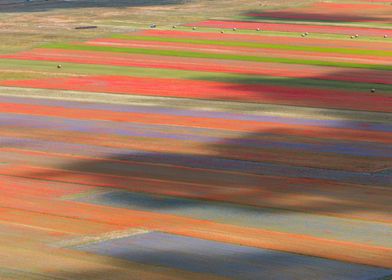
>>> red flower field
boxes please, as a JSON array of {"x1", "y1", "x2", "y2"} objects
[{"x1": 1, "y1": 75, "x2": 391, "y2": 112}]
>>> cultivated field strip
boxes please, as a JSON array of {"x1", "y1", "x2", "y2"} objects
[
  {"x1": 187, "y1": 20, "x2": 392, "y2": 37},
  {"x1": 1, "y1": 0, "x2": 392, "y2": 279},
  {"x1": 245, "y1": 2, "x2": 392, "y2": 24}
]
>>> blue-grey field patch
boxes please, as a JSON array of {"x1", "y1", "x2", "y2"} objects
[
  {"x1": 73, "y1": 190, "x2": 392, "y2": 247},
  {"x1": 72, "y1": 232, "x2": 392, "y2": 280}
]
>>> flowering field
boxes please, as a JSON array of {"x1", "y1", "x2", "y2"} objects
[{"x1": 0, "y1": 0, "x2": 391, "y2": 279}]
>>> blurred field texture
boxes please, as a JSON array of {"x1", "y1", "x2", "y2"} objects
[{"x1": 0, "y1": 0, "x2": 391, "y2": 279}]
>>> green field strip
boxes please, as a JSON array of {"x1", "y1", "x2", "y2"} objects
[
  {"x1": 112, "y1": 34, "x2": 392, "y2": 57},
  {"x1": 42, "y1": 43, "x2": 392, "y2": 71},
  {"x1": 1, "y1": 86, "x2": 391, "y2": 124},
  {"x1": 0, "y1": 71, "x2": 70, "y2": 80},
  {"x1": 1, "y1": 58, "x2": 392, "y2": 94},
  {"x1": 173, "y1": 26, "x2": 392, "y2": 43}
]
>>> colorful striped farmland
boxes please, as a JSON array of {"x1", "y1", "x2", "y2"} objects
[
  {"x1": 187, "y1": 20, "x2": 392, "y2": 37},
  {"x1": 1, "y1": 0, "x2": 392, "y2": 279}
]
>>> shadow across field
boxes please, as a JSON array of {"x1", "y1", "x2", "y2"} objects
[
  {"x1": 2, "y1": 71, "x2": 392, "y2": 278},
  {"x1": 25, "y1": 239, "x2": 389, "y2": 280},
  {"x1": 10, "y1": 123, "x2": 390, "y2": 220},
  {"x1": 243, "y1": 10, "x2": 389, "y2": 23},
  {"x1": 1, "y1": 64, "x2": 391, "y2": 218}
]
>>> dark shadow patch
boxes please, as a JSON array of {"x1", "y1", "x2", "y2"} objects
[
  {"x1": 244, "y1": 10, "x2": 389, "y2": 23},
  {"x1": 0, "y1": 0, "x2": 190, "y2": 13}
]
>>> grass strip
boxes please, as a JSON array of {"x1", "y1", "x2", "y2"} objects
[
  {"x1": 173, "y1": 26, "x2": 392, "y2": 43},
  {"x1": 1, "y1": 86, "x2": 390, "y2": 124},
  {"x1": 42, "y1": 43, "x2": 392, "y2": 71},
  {"x1": 112, "y1": 34, "x2": 392, "y2": 57}
]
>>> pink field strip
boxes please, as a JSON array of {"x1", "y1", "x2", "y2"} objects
[
  {"x1": 3, "y1": 49, "x2": 392, "y2": 85},
  {"x1": 139, "y1": 30, "x2": 392, "y2": 50},
  {"x1": 1, "y1": 75, "x2": 391, "y2": 112},
  {"x1": 248, "y1": 12, "x2": 388, "y2": 23},
  {"x1": 248, "y1": 2, "x2": 392, "y2": 23},
  {"x1": 187, "y1": 20, "x2": 392, "y2": 36},
  {"x1": 84, "y1": 38, "x2": 392, "y2": 64}
]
